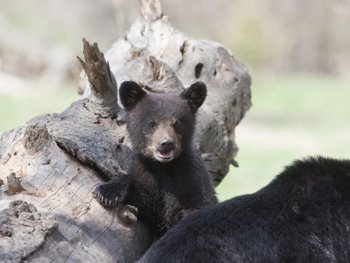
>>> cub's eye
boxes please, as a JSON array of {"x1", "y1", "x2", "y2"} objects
[
  {"x1": 173, "y1": 120, "x2": 181, "y2": 130},
  {"x1": 148, "y1": 120, "x2": 157, "y2": 128}
]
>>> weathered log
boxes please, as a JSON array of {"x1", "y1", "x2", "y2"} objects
[
  {"x1": 0, "y1": 0, "x2": 251, "y2": 262},
  {"x1": 0, "y1": 121, "x2": 151, "y2": 262}
]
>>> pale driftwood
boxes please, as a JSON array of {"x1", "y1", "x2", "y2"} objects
[{"x1": 0, "y1": 0, "x2": 251, "y2": 262}]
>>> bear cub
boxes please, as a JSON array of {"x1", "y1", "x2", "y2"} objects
[{"x1": 94, "y1": 80, "x2": 217, "y2": 237}]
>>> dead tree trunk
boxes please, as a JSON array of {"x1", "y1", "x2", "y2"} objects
[{"x1": 0, "y1": 1, "x2": 251, "y2": 262}]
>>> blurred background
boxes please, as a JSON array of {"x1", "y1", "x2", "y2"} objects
[{"x1": 0, "y1": 0, "x2": 349, "y2": 201}]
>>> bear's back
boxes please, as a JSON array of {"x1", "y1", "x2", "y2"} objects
[{"x1": 139, "y1": 156, "x2": 350, "y2": 262}]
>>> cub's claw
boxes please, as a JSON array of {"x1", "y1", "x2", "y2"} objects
[
  {"x1": 117, "y1": 205, "x2": 138, "y2": 226},
  {"x1": 93, "y1": 179, "x2": 128, "y2": 208}
]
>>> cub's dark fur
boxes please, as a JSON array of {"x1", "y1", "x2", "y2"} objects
[
  {"x1": 94, "y1": 81, "x2": 217, "y2": 237},
  {"x1": 139, "y1": 156, "x2": 350, "y2": 262}
]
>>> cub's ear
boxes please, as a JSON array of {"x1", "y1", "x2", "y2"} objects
[
  {"x1": 119, "y1": 81, "x2": 146, "y2": 111},
  {"x1": 180, "y1": 81, "x2": 207, "y2": 112}
]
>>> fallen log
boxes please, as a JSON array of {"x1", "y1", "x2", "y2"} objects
[{"x1": 0, "y1": 0, "x2": 251, "y2": 262}]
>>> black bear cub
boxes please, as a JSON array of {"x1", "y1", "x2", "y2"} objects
[
  {"x1": 94, "y1": 80, "x2": 217, "y2": 237},
  {"x1": 139, "y1": 156, "x2": 350, "y2": 262}
]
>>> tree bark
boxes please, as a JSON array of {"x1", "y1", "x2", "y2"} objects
[{"x1": 0, "y1": 0, "x2": 251, "y2": 262}]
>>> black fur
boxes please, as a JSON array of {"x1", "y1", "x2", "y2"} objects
[
  {"x1": 180, "y1": 81, "x2": 207, "y2": 112},
  {"x1": 119, "y1": 81, "x2": 146, "y2": 110},
  {"x1": 139, "y1": 156, "x2": 350, "y2": 262},
  {"x1": 94, "y1": 81, "x2": 217, "y2": 238}
]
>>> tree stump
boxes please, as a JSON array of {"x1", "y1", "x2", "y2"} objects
[{"x1": 0, "y1": 0, "x2": 251, "y2": 262}]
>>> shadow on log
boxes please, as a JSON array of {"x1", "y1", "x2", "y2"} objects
[{"x1": 0, "y1": 0, "x2": 251, "y2": 262}]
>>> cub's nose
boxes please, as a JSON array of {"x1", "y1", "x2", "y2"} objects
[{"x1": 160, "y1": 139, "x2": 174, "y2": 152}]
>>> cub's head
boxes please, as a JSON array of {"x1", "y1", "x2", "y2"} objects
[{"x1": 119, "y1": 81, "x2": 206, "y2": 163}]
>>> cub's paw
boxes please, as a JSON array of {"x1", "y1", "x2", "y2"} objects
[{"x1": 93, "y1": 179, "x2": 128, "y2": 208}]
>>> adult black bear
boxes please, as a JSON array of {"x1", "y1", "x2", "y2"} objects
[
  {"x1": 139, "y1": 156, "x2": 350, "y2": 262},
  {"x1": 94, "y1": 81, "x2": 217, "y2": 238}
]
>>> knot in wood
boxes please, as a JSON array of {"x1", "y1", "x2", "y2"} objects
[
  {"x1": 24, "y1": 124, "x2": 51, "y2": 155},
  {"x1": 6, "y1": 172, "x2": 23, "y2": 195}
]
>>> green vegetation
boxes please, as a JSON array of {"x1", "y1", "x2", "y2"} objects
[
  {"x1": 1, "y1": 75, "x2": 349, "y2": 202},
  {"x1": 0, "y1": 86, "x2": 77, "y2": 133},
  {"x1": 216, "y1": 74, "x2": 350, "y2": 201}
]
